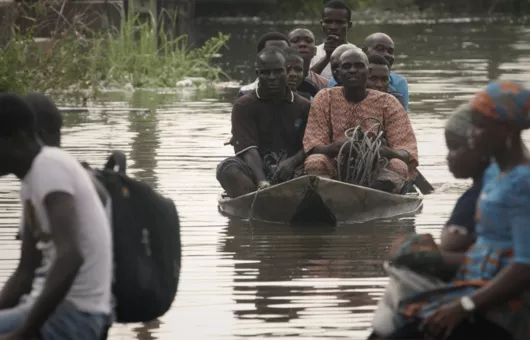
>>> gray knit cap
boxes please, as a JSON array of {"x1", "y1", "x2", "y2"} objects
[{"x1": 445, "y1": 102, "x2": 473, "y2": 138}]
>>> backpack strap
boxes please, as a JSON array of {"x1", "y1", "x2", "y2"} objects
[{"x1": 105, "y1": 151, "x2": 127, "y2": 174}]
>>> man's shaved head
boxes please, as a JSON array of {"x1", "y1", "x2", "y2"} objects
[
  {"x1": 339, "y1": 48, "x2": 369, "y2": 65},
  {"x1": 257, "y1": 46, "x2": 286, "y2": 65},
  {"x1": 331, "y1": 44, "x2": 357, "y2": 64},
  {"x1": 363, "y1": 32, "x2": 394, "y2": 49},
  {"x1": 363, "y1": 32, "x2": 395, "y2": 67},
  {"x1": 288, "y1": 28, "x2": 315, "y2": 40},
  {"x1": 329, "y1": 44, "x2": 357, "y2": 85}
]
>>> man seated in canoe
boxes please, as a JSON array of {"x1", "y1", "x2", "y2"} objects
[
  {"x1": 302, "y1": 48, "x2": 418, "y2": 194},
  {"x1": 288, "y1": 28, "x2": 330, "y2": 90},
  {"x1": 327, "y1": 44, "x2": 356, "y2": 87},
  {"x1": 362, "y1": 32, "x2": 409, "y2": 110},
  {"x1": 217, "y1": 47, "x2": 311, "y2": 198},
  {"x1": 366, "y1": 54, "x2": 406, "y2": 108}
]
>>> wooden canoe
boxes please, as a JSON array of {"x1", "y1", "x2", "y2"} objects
[{"x1": 217, "y1": 175, "x2": 423, "y2": 225}]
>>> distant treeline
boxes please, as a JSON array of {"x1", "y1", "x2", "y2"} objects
[{"x1": 277, "y1": 0, "x2": 530, "y2": 16}]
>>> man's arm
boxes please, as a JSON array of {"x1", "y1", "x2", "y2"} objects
[
  {"x1": 303, "y1": 90, "x2": 333, "y2": 156},
  {"x1": 231, "y1": 100, "x2": 265, "y2": 184},
  {"x1": 241, "y1": 148, "x2": 265, "y2": 184},
  {"x1": 379, "y1": 147, "x2": 411, "y2": 164},
  {"x1": 310, "y1": 141, "x2": 344, "y2": 158},
  {"x1": 15, "y1": 192, "x2": 84, "y2": 338},
  {"x1": 381, "y1": 95, "x2": 419, "y2": 168},
  {"x1": 0, "y1": 222, "x2": 41, "y2": 310}
]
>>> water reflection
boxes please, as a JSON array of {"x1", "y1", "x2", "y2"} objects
[
  {"x1": 222, "y1": 219, "x2": 415, "y2": 337},
  {"x1": 128, "y1": 92, "x2": 161, "y2": 188}
]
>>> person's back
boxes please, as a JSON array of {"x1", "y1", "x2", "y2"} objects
[{"x1": 22, "y1": 146, "x2": 113, "y2": 314}]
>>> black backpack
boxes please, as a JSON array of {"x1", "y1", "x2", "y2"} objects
[{"x1": 85, "y1": 151, "x2": 181, "y2": 323}]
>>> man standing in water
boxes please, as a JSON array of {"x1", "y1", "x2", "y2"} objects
[
  {"x1": 0, "y1": 94, "x2": 112, "y2": 339},
  {"x1": 217, "y1": 47, "x2": 311, "y2": 198},
  {"x1": 288, "y1": 28, "x2": 330, "y2": 89},
  {"x1": 310, "y1": 0, "x2": 356, "y2": 80},
  {"x1": 363, "y1": 32, "x2": 409, "y2": 110}
]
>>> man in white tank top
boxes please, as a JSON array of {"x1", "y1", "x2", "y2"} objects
[{"x1": 0, "y1": 94, "x2": 112, "y2": 340}]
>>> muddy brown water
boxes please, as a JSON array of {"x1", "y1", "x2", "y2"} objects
[{"x1": 1, "y1": 18, "x2": 530, "y2": 339}]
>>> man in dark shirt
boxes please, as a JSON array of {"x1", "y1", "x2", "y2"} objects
[{"x1": 217, "y1": 47, "x2": 311, "y2": 198}]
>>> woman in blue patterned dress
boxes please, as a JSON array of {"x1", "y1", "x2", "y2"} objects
[{"x1": 387, "y1": 81, "x2": 530, "y2": 340}]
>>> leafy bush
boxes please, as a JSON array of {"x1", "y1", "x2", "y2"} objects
[{"x1": 0, "y1": 0, "x2": 230, "y2": 101}]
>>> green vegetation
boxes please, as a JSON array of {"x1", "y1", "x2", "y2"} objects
[
  {"x1": 0, "y1": 1, "x2": 230, "y2": 102},
  {"x1": 277, "y1": 0, "x2": 530, "y2": 17}
]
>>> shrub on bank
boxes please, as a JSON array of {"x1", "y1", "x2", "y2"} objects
[{"x1": 0, "y1": 2, "x2": 230, "y2": 102}]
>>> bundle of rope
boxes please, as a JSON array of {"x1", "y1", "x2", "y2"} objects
[{"x1": 336, "y1": 117, "x2": 389, "y2": 187}]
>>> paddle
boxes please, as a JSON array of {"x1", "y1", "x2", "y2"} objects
[{"x1": 414, "y1": 170, "x2": 435, "y2": 195}]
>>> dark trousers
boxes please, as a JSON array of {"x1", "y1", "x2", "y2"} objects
[{"x1": 370, "y1": 315, "x2": 513, "y2": 340}]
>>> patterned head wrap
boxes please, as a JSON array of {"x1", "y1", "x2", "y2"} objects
[
  {"x1": 471, "y1": 80, "x2": 530, "y2": 128},
  {"x1": 445, "y1": 102, "x2": 473, "y2": 139}
]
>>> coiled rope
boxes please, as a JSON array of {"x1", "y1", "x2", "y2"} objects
[{"x1": 336, "y1": 117, "x2": 389, "y2": 187}]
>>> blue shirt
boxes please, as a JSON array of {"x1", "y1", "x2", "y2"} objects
[
  {"x1": 401, "y1": 163, "x2": 530, "y2": 323},
  {"x1": 389, "y1": 72, "x2": 409, "y2": 110}
]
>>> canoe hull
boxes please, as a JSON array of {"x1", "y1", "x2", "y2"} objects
[{"x1": 217, "y1": 175, "x2": 423, "y2": 224}]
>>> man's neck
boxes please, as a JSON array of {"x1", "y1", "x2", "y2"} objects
[
  {"x1": 343, "y1": 86, "x2": 367, "y2": 103},
  {"x1": 257, "y1": 86, "x2": 288, "y2": 101},
  {"x1": 495, "y1": 138, "x2": 527, "y2": 172},
  {"x1": 13, "y1": 144, "x2": 42, "y2": 180},
  {"x1": 303, "y1": 62, "x2": 311, "y2": 77}
]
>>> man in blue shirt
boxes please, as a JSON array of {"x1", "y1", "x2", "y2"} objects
[
  {"x1": 362, "y1": 32, "x2": 409, "y2": 110},
  {"x1": 366, "y1": 54, "x2": 406, "y2": 109}
]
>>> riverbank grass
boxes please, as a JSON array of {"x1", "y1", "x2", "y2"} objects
[{"x1": 0, "y1": 10, "x2": 230, "y2": 100}]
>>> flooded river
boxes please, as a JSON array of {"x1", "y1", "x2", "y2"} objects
[{"x1": 1, "y1": 18, "x2": 530, "y2": 339}]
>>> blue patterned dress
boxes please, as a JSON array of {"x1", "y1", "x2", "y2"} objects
[{"x1": 398, "y1": 163, "x2": 530, "y2": 340}]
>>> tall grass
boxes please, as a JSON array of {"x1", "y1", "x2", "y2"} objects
[{"x1": 0, "y1": 1, "x2": 230, "y2": 101}]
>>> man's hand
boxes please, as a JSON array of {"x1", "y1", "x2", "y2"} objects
[
  {"x1": 273, "y1": 156, "x2": 300, "y2": 183},
  {"x1": 420, "y1": 300, "x2": 470, "y2": 339},
  {"x1": 324, "y1": 35, "x2": 340, "y2": 57},
  {"x1": 328, "y1": 140, "x2": 346, "y2": 158},
  {"x1": 379, "y1": 145, "x2": 394, "y2": 159}
]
